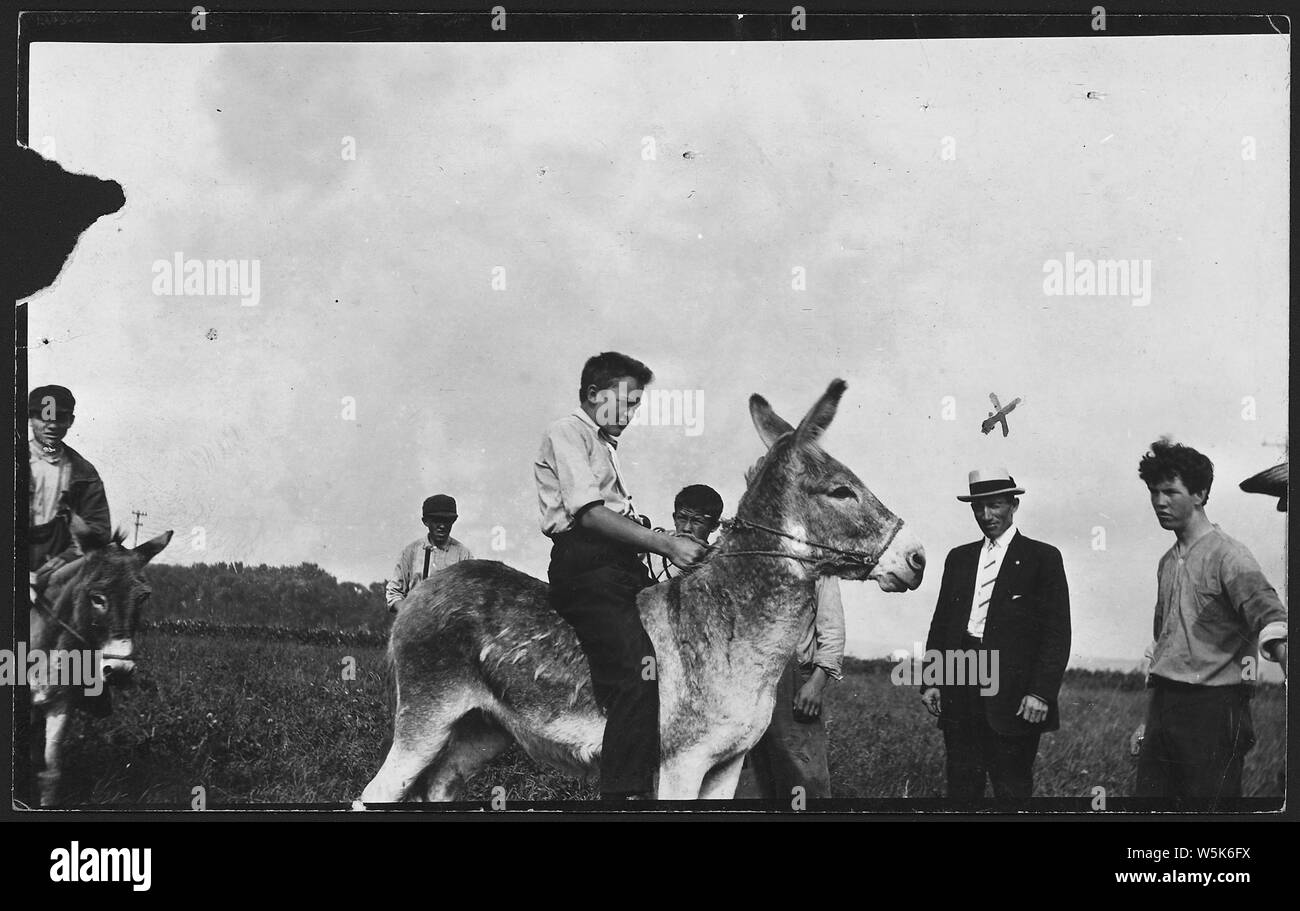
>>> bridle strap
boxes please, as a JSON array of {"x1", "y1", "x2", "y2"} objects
[
  {"x1": 31, "y1": 592, "x2": 93, "y2": 650},
  {"x1": 715, "y1": 514, "x2": 905, "y2": 569}
]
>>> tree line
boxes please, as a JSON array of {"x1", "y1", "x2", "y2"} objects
[{"x1": 146, "y1": 561, "x2": 387, "y2": 631}]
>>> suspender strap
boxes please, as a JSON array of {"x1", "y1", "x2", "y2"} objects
[{"x1": 422, "y1": 547, "x2": 432, "y2": 580}]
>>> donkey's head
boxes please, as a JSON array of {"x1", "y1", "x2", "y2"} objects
[
  {"x1": 738, "y1": 379, "x2": 925, "y2": 592},
  {"x1": 47, "y1": 517, "x2": 174, "y2": 682}
]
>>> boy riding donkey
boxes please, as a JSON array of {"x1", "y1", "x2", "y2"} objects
[{"x1": 534, "y1": 352, "x2": 707, "y2": 801}]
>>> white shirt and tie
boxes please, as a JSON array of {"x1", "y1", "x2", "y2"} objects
[{"x1": 966, "y1": 523, "x2": 1018, "y2": 639}]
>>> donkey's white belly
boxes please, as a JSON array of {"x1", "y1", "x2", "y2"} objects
[{"x1": 494, "y1": 702, "x2": 606, "y2": 773}]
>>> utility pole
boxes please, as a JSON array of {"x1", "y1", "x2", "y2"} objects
[{"x1": 131, "y1": 509, "x2": 147, "y2": 547}]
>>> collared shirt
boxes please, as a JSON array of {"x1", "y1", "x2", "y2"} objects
[
  {"x1": 1149, "y1": 526, "x2": 1288, "y2": 686},
  {"x1": 967, "y1": 524, "x2": 1018, "y2": 638},
  {"x1": 385, "y1": 535, "x2": 474, "y2": 608},
  {"x1": 534, "y1": 408, "x2": 638, "y2": 536},
  {"x1": 29, "y1": 438, "x2": 73, "y2": 526},
  {"x1": 795, "y1": 576, "x2": 846, "y2": 680}
]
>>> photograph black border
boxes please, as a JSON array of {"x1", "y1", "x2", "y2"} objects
[{"x1": 7, "y1": 3, "x2": 1295, "y2": 834}]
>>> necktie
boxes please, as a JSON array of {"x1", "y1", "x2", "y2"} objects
[
  {"x1": 968, "y1": 538, "x2": 1000, "y2": 638},
  {"x1": 977, "y1": 539, "x2": 999, "y2": 611}
]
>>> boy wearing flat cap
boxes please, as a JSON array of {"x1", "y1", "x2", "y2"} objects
[
  {"x1": 920, "y1": 468, "x2": 1071, "y2": 799},
  {"x1": 27, "y1": 385, "x2": 112, "y2": 580},
  {"x1": 384, "y1": 494, "x2": 474, "y2": 612}
]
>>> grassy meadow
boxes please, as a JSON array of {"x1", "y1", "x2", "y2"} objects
[{"x1": 23, "y1": 626, "x2": 1285, "y2": 809}]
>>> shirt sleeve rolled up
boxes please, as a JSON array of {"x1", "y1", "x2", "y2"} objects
[{"x1": 812, "y1": 577, "x2": 846, "y2": 681}]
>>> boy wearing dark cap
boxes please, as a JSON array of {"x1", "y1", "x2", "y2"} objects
[
  {"x1": 384, "y1": 494, "x2": 474, "y2": 612},
  {"x1": 27, "y1": 385, "x2": 112, "y2": 580},
  {"x1": 534, "y1": 352, "x2": 706, "y2": 800}
]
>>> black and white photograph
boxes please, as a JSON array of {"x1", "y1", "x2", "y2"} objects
[{"x1": 8, "y1": 3, "x2": 1290, "y2": 850}]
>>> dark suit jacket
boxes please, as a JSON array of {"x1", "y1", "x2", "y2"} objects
[{"x1": 924, "y1": 531, "x2": 1071, "y2": 736}]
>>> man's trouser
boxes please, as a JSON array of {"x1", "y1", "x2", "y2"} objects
[
  {"x1": 940, "y1": 638, "x2": 1040, "y2": 800},
  {"x1": 942, "y1": 720, "x2": 1040, "y2": 800},
  {"x1": 1135, "y1": 677, "x2": 1254, "y2": 810},
  {"x1": 547, "y1": 526, "x2": 657, "y2": 797},
  {"x1": 737, "y1": 657, "x2": 830, "y2": 799}
]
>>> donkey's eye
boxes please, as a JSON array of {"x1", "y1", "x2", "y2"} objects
[
  {"x1": 89, "y1": 592, "x2": 109, "y2": 613},
  {"x1": 827, "y1": 486, "x2": 858, "y2": 500}
]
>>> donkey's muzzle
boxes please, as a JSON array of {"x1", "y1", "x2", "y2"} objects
[
  {"x1": 869, "y1": 527, "x2": 926, "y2": 591},
  {"x1": 102, "y1": 661, "x2": 136, "y2": 686},
  {"x1": 101, "y1": 639, "x2": 137, "y2": 685}
]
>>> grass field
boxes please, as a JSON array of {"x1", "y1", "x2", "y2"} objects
[{"x1": 28, "y1": 627, "x2": 1286, "y2": 808}]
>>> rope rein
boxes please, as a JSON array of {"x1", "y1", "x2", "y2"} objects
[
  {"x1": 31, "y1": 589, "x2": 94, "y2": 650},
  {"x1": 649, "y1": 514, "x2": 905, "y2": 578},
  {"x1": 715, "y1": 515, "x2": 904, "y2": 568}
]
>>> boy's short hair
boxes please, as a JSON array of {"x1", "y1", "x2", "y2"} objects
[
  {"x1": 578, "y1": 351, "x2": 654, "y2": 402},
  {"x1": 675, "y1": 484, "x2": 724, "y2": 518},
  {"x1": 1139, "y1": 437, "x2": 1214, "y2": 502}
]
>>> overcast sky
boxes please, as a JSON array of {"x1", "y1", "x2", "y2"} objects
[{"x1": 26, "y1": 36, "x2": 1288, "y2": 665}]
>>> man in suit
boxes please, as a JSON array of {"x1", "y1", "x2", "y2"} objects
[{"x1": 920, "y1": 468, "x2": 1071, "y2": 799}]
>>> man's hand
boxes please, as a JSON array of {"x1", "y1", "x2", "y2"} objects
[
  {"x1": 793, "y1": 667, "x2": 828, "y2": 721},
  {"x1": 664, "y1": 536, "x2": 707, "y2": 571},
  {"x1": 1129, "y1": 722, "x2": 1146, "y2": 758},
  {"x1": 921, "y1": 687, "x2": 941, "y2": 717},
  {"x1": 1016, "y1": 694, "x2": 1049, "y2": 724},
  {"x1": 35, "y1": 555, "x2": 68, "y2": 583}
]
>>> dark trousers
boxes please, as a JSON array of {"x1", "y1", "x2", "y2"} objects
[
  {"x1": 1135, "y1": 679, "x2": 1254, "y2": 810},
  {"x1": 736, "y1": 658, "x2": 831, "y2": 799},
  {"x1": 942, "y1": 672, "x2": 1040, "y2": 799},
  {"x1": 943, "y1": 724, "x2": 1040, "y2": 799},
  {"x1": 548, "y1": 529, "x2": 657, "y2": 796}
]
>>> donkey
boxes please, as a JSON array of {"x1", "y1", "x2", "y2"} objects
[
  {"x1": 357, "y1": 380, "x2": 925, "y2": 803},
  {"x1": 24, "y1": 517, "x2": 173, "y2": 807}
]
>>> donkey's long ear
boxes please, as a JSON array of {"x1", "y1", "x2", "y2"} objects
[
  {"x1": 794, "y1": 379, "x2": 848, "y2": 446},
  {"x1": 750, "y1": 394, "x2": 795, "y2": 450},
  {"x1": 133, "y1": 530, "x2": 174, "y2": 565}
]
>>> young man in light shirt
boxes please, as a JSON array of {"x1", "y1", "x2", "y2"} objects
[
  {"x1": 534, "y1": 352, "x2": 706, "y2": 801},
  {"x1": 1135, "y1": 439, "x2": 1287, "y2": 810}
]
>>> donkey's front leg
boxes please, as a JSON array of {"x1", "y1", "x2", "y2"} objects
[
  {"x1": 698, "y1": 753, "x2": 746, "y2": 800},
  {"x1": 38, "y1": 703, "x2": 70, "y2": 807},
  {"x1": 655, "y1": 753, "x2": 711, "y2": 800}
]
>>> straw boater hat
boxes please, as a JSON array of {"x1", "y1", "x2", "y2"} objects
[{"x1": 956, "y1": 468, "x2": 1026, "y2": 502}]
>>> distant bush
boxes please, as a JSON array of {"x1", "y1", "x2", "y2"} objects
[{"x1": 146, "y1": 561, "x2": 388, "y2": 631}]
